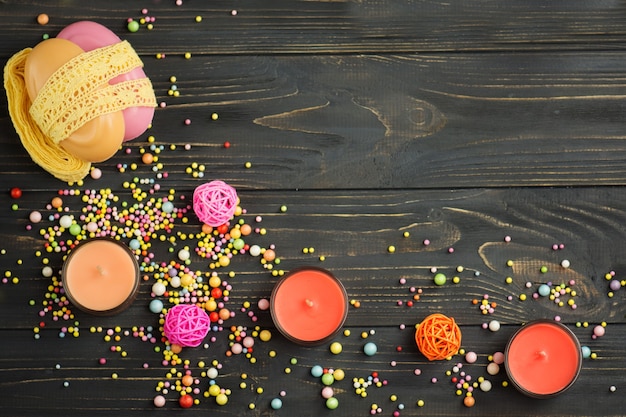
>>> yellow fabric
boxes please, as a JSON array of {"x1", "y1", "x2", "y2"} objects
[
  {"x1": 3, "y1": 41, "x2": 156, "y2": 183},
  {"x1": 30, "y1": 41, "x2": 155, "y2": 144},
  {"x1": 4, "y1": 47, "x2": 90, "y2": 182}
]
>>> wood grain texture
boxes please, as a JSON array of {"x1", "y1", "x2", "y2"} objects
[
  {"x1": 2, "y1": 1, "x2": 626, "y2": 416},
  {"x1": 3, "y1": 52, "x2": 626, "y2": 189},
  {"x1": 2, "y1": 0, "x2": 626, "y2": 56}
]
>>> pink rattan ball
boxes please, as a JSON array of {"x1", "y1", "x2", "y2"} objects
[
  {"x1": 192, "y1": 180, "x2": 238, "y2": 226},
  {"x1": 163, "y1": 304, "x2": 210, "y2": 347}
]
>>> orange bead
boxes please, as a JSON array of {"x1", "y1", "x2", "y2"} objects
[
  {"x1": 141, "y1": 153, "x2": 154, "y2": 164},
  {"x1": 263, "y1": 249, "x2": 276, "y2": 262},
  {"x1": 463, "y1": 396, "x2": 475, "y2": 408},
  {"x1": 239, "y1": 224, "x2": 252, "y2": 236},
  {"x1": 37, "y1": 13, "x2": 49, "y2": 25},
  {"x1": 218, "y1": 308, "x2": 230, "y2": 321},
  {"x1": 201, "y1": 224, "x2": 213, "y2": 234},
  {"x1": 170, "y1": 343, "x2": 183, "y2": 354},
  {"x1": 182, "y1": 374, "x2": 194, "y2": 387},
  {"x1": 51, "y1": 196, "x2": 63, "y2": 208}
]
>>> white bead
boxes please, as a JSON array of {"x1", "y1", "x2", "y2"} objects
[
  {"x1": 178, "y1": 249, "x2": 190, "y2": 261},
  {"x1": 488, "y1": 320, "x2": 501, "y2": 332},
  {"x1": 249, "y1": 245, "x2": 261, "y2": 257},
  {"x1": 480, "y1": 380, "x2": 492, "y2": 392},
  {"x1": 59, "y1": 215, "x2": 73, "y2": 229},
  {"x1": 152, "y1": 282, "x2": 166, "y2": 296},
  {"x1": 207, "y1": 367, "x2": 219, "y2": 379}
]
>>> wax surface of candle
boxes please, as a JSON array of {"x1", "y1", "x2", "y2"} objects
[
  {"x1": 506, "y1": 322, "x2": 580, "y2": 396},
  {"x1": 64, "y1": 239, "x2": 138, "y2": 312},
  {"x1": 272, "y1": 268, "x2": 347, "y2": 343}
]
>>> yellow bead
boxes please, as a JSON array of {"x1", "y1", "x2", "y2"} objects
[
  {"x1": 333, "y1": 369, "x2": 345, "y2": 381},
  {"x1": 259, "y1": 330, "x2": 272, "y2": 342},
  {"x1": 208, "y1": 384, "x2": 221, "y2": 397}
]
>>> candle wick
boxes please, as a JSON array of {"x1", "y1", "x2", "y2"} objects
[
  {"x1": 305, "y1": 299, "x2": 314, "y2": 308},
  {"x1": 96, "y1": 265, "x2": 107, "y2": 276}
]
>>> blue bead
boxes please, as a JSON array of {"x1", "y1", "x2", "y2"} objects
[
  {"x1": 162, "y1": 201, "x2": 174, "y2": 213},
  {"x1": 581, "y1": 345, "x2": 591, "y2": 358},
  {"x1": 538, "y1": 284, "x2": 551, "y2": 297},
  {"x1": 149, "y1": 299, "x2": 164, "y2": 313},
  {"x1": 270, "y1": 398, "x2": 282, "y2": 410},
  {"x1": 311, "y1": 365, "x2": 324, "y2": 378},
  {"x1": 363, "y1": 342, "x2": 377, "y2": 356}
]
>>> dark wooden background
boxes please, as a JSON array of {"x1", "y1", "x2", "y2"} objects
[{"x1": 2, "y1": 1, "x2": 626, "y2": 416}]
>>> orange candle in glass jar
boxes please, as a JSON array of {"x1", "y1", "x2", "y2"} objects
[
  {"x1": 270, "y1": 267, "x2": 348, "y2": 345},
  {"x1": 505, "y1": 320, "x2": 582, "y2": 398},
  {"x1": 62, "y1": 238, "x2": 140, "y2": 315}
]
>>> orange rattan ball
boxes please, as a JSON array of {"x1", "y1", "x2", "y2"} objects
[{"x1": 415, "y1": 313, "x2": 462, "y2": 361}]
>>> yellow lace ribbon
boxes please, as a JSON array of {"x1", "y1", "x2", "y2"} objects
[{"x1": 3, "y1": 41, "x2": 156, "y2": 183}]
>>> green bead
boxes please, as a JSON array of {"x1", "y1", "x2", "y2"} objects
[
  {"x1": 321, "y1": 373, "x2": 335, "y2": 386},
  {"x1": 127, "y1": 20, "x2": 140, "y2": 32},
  {"x1": 69, "y1": 224, "x2": 82, "y2": 236},
  {"x1": 433, "y1": 273, "x2": 446, "y2": 286},
  {"x1": 326, "y1": 397, "x2": 339, "y2": 409}
]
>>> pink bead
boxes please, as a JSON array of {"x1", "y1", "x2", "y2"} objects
[{"x1": 593, "y1": 325, "x2": 605, "y2": 337}]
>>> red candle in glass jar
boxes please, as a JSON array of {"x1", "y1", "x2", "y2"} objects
[
  {"x1": 505, "y1": 320, "x2": 582, "y2": 398},
  {"x1": 270, "y1": 267, "x2": 348, "y2": 345}
]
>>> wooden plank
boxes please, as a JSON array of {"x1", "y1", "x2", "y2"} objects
[
  {"x1": 3, "y1": 52, "x2": 626, "y2": 189},
  {"x1": 1, "y1": 187, "x2": 624, "y2": 330},
  {"x1": 0, "y1": 325, "x2": 623, "y2": 416},
  {"x1": 2, "y1": 0, "x2": 626, "y2": 56}
]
